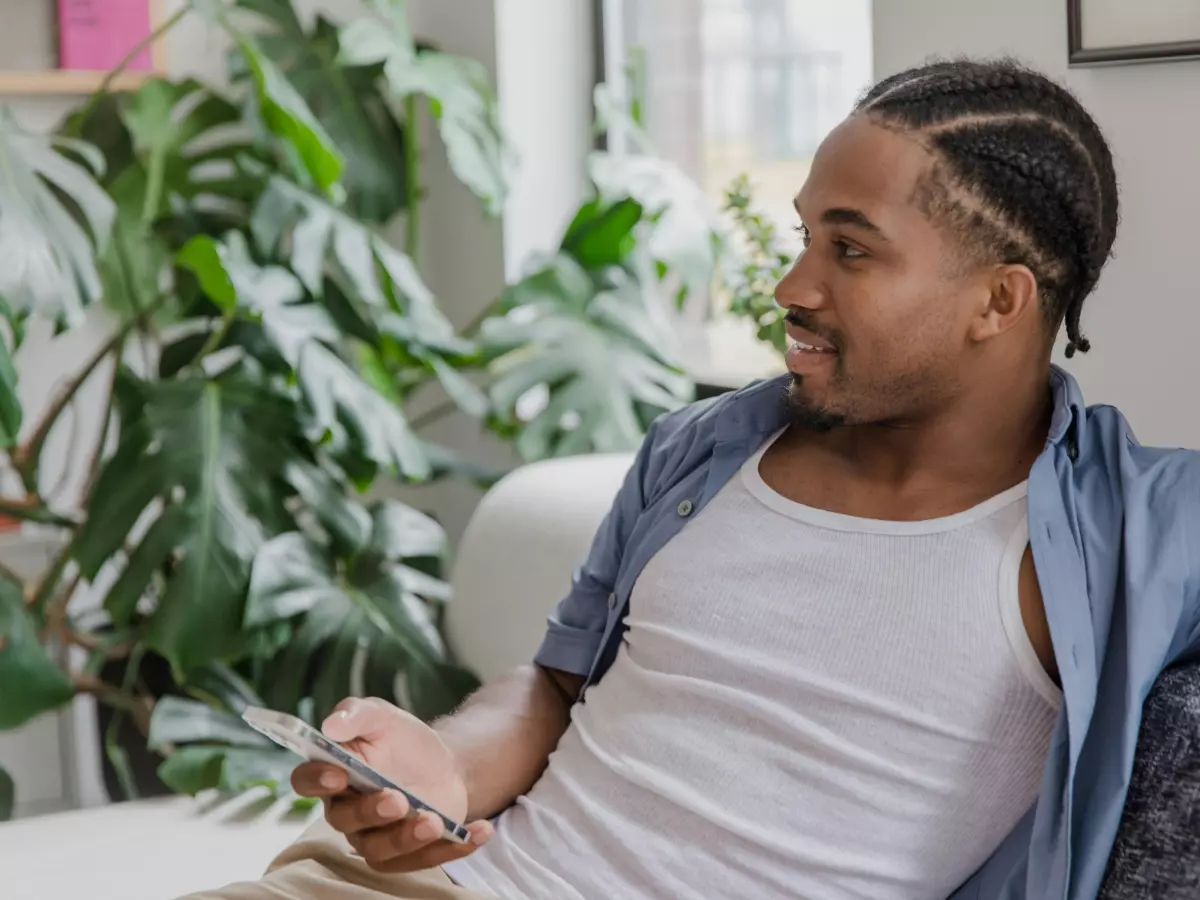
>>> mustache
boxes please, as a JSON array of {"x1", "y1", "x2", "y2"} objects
[{"x1": 784, "y1": 308, "x2": 843, "y2": 351}]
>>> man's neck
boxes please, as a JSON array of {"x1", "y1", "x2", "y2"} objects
[{"x1": 776, "y1": 371, "x2": 1053, "y2": 515}]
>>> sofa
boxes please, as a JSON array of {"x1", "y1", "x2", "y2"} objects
[{"x1": 1, "y1": 453, "x2": 1196, "y2": 898}]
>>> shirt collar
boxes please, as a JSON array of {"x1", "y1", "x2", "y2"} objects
[
  {"x1": 1046, "y1": 364, "x2": 1086, "y2": 451},
  {"x1": 719, "y1": 365, "x2": 1086, "y2": 453}
]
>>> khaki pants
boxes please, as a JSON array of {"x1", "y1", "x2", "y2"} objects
[{"x1": 179, "y1": 820, "x2": 492, "y2": 900}]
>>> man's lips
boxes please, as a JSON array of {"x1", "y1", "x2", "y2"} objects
[{"x1": 784, "y1": 321, "x2": 838, "y2": 353}]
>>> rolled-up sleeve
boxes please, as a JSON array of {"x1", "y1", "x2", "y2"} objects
[{"x1": 533, "y1": 420, "x2": 661, "y2": 676}]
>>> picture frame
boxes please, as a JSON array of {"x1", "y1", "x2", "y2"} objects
[{"x1": 1068, "y1": 0, "x2": 1200, "y2": 66}]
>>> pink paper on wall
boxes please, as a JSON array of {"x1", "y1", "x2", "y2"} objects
[{"x1": 58, "y1": 0, "x2": 155, "y2": 72}]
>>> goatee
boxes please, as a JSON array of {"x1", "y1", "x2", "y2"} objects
[{"x1": 784, "y1": 375, "x2": 845, "y2": 432}]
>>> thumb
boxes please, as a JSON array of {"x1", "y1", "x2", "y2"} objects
[{"x1": 322, "y1": 697, "x2": 392, "y2": 743}]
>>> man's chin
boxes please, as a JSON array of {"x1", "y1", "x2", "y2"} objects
[{"x1": 784, "y1": 376, "x2": 845, "y2": 432}]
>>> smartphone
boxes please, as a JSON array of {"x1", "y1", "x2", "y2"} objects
[{"x1": 241, "y1": 706, "x2": 470, "y2": 844}]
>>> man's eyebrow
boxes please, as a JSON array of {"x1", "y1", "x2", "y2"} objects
[
  {"x1": 821, "y1": 207, "x2": 888, "y2": 240},
  {"x1": 792, "y1": 197, "x2": 889, "y2": 241}
]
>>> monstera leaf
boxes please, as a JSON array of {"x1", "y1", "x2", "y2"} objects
[
  {"x1": 589, "y1": 150, "x2": 730, "y2": 308},
  {"x1": 249, "y1": 178, "x2": 482, "y2": 415},
  {"x1": 149, "y1": 694, "x2": 302, "y2": 799},
  {"x1": 589, "y1": 83, "x2": 731, "y2": 306},
  {"x1": 73, "y1": 370, "x2": 301, "y2": 672},
  {"x1": 246, "y1": 499, "x2": 476, "y2": 722},
  {"x1": 480, "y1": 207, "x2": 693, "y2": 459},
  {"x1": 190, "y1": 0, "x2": 343, "y2": 192},
  {"x1": 176, "y1": 232, "x2": 430, "y2": 480},
  {"x1": 338, "y1": 0, "x2": 511, "y2": 215},
  {"x1": 121, "y1": 78, "x2": 259, "y2": 207},
  {"x1": 0, "y1": 573, "x2": 73, "y2": 730},
  {"x1": 76, "y1": 78, "x2": 261, "y2": 323},
  {"x1": 235, "y1": 0, "x2": 410, "y2": 223},
  {"x1": 0, "y1": 107, "x2": 114, "y2": 325}
]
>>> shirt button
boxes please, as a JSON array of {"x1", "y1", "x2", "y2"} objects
[
  {"x1": 677, "y1": 499, "x2": 694, "y2": 517},
  {"x1": 607, "y1": 594, "x2": 617, "y2": 610}
]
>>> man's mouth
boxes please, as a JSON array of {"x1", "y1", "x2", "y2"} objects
[
  {"x1": 782, "y1": 309, "x2": 840, "y2": 355},
  {"x1": 789, "y1": 339, "x2": 837, "y2": 355},
  {"x1": 784, "y1": 319, "x2": 838, "y2": 355}
]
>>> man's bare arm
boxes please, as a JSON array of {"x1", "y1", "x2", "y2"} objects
[{"x1": 435, "y1": 664, "x2": 584, "y2": 820}]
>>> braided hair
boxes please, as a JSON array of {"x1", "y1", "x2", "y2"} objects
[{"x1": 856, "y1": 58, "x2": 1119, "y2": 357}]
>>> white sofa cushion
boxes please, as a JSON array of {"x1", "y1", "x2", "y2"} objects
[{"x1": 1, "y1": 793, "x2": 314, "y2": 900}]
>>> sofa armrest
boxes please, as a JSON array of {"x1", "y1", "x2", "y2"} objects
[{"x1": 1098, "y1": 662, "x2": 1200, "y2": 899}]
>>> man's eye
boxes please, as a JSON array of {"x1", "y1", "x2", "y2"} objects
[
  {"x1": 836, "y1": 241, "x2": 867, "y2": 260},
  {"x1": 793, "y1": 224, "x2": 811, "y2": 247}
]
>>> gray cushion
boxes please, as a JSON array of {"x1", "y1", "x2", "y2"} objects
[{"x1": 1098, "y1": 664, "x2": 1200, "y2": 898}]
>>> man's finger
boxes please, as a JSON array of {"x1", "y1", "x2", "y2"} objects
[
  {"x1": 292, "y1": 762, "x2": 348, "y2": 797},
  {"x1": 370, "y1": 821, "x2": 494, "y2": 874},
  {"x1": 326, "y1": 790, "x2": 409, "y2": 836},
  {"x1": 322, "y1": 697, "x2": 391, "y2": 743},
  {"x1": 355, "y1": 812, "x2": 443, "y2": 863}
]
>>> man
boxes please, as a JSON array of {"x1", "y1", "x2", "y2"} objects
[{"x1": 187, "y1": 58, "x2": 1200, "y2": 900}]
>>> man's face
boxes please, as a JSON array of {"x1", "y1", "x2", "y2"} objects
[{"x1": 776, "y1": 115, "x2": 991, "y2": 430}]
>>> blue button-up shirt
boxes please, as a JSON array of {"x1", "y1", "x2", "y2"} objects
[{"x1": 532, "y1": 366, "x2": 1200, "y2": 899}]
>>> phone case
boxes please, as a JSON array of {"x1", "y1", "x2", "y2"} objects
[{"x1": 242, "y1": 706, "x2": 470, "y2": 843}]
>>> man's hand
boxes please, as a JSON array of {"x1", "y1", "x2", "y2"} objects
[{"x1": 291, "y1": 697, "x2": 495, "y2": 873}]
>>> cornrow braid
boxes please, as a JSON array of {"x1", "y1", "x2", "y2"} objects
[{"x1": 856, "y1": 58, "x2": 1119, "y2": 357}]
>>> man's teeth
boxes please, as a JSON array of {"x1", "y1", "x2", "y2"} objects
[{"x1": 792, "y1": 341, "x2": 834, "y2": 353}]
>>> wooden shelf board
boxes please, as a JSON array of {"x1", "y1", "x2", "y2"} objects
[{"x1": 0, "y1": 70, "x2": 156, "y2": 96}]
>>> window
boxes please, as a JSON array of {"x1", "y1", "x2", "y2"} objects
[
  {"x1": 602, "y1": 0, "x2": 872, "y2": 232},
  {"x1": 598, "y1": 0, "x2": 873, "y2": 383}
]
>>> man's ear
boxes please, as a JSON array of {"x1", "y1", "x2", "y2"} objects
[{"x1": 968, "y1": 264, "x2": 1039, "y2": 343}]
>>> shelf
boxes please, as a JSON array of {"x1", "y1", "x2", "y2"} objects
[{"x1": 0, "y1": 69, "x2": 156, "y2": 96}]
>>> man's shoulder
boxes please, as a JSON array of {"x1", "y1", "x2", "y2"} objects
[
  {"x1": 634, "y1": 376, "x2": 789, "y2": 496},
  {"x1": 1084, "y1": 402, "x2": 1200, "y2": 513},
  {"x1": 652, "y1": 376, "x2": 790, "y2": 446}
]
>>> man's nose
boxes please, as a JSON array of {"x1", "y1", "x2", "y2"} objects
[{"x1": 774, "y1": 251, "x2": 826, "y2": 312}]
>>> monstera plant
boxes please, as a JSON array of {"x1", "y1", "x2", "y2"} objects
[
  {"x1": 0, "y1": 0, "x2": 509, "y2": 817},
  {"x1": 0, "y1": 0, "x2": 729, "y2": 819}
]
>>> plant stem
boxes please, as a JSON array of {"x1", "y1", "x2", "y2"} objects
[
  {"x1": 142, "y1": 150, "x2": 167, "y2": 228},
  {"x1": 408, "y1": 399, "x2": 457, "y2": 431},
  {"x1": 80, "y1": 342, "x2": 123, "y2": 504},
  {"x1": 71, "y1": 672, "x2": 151, "y2": 733},
  {"x1": 458, "y1": 300, "x2": 498, "y2": 340},
  {"x1": 13, "y1": 302, "x2": 164, "y2": 496},
  {"x1": 14, "y1": 332, "x2": 123, "y2": 495},
  {"x1": 42, "y1": 569, "x2": 83, "y2": 646},
  {"x1": 404, "y1": 94, "x2": 421, "y2": 261},
  {"x1": 65, "y1": 628, "x2": 133, "y2": 660},
  {"x1": 29, "y1": 540, "x2": 75, "y2": 617},
  {"x1": 76, "y1": 6, "x2": 188, "y2": 121},
  {"x1": 193, "y1": 312, "x2": 236, "y2": 367},
  {"x1": 0, "y1": 497, "x2": 78, "y2": 530},
  {"x1": 0, "y1": 557, "x2": 22, "y2": 589}
]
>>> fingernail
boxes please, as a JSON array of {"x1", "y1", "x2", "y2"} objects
[
  {"x1": 415, "y1": 818, "x2": 440, "y2": 841},
  {"x1": 377, "y1": 795, "x2": 401, "y2": 818},
  {"x1": 320, "y1": 772, "x2": 341, "y2": 789},
  {"x1": 334, "y1": 710, "x2": 350, "y2": 719}
]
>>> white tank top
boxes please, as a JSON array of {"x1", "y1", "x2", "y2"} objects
[{"x1": 448, "y1": 431, "x2": 1061, "y2": 900}]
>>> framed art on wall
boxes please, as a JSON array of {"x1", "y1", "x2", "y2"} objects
[{"x1": 1068, "y1": 0, "x2": 1200, "y2": 65}]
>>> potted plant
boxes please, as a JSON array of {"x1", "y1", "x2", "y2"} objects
[
  {"x1": 0, "y1": 0, "x2": 729, "y2": 819},
  {"x1": 0, "y1": 0, "x2": 508, "y2": 815}
]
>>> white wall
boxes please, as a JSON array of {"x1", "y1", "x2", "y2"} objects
[{"x1": 872, "y1": 0, "x2": 1200, "y2": 450}]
